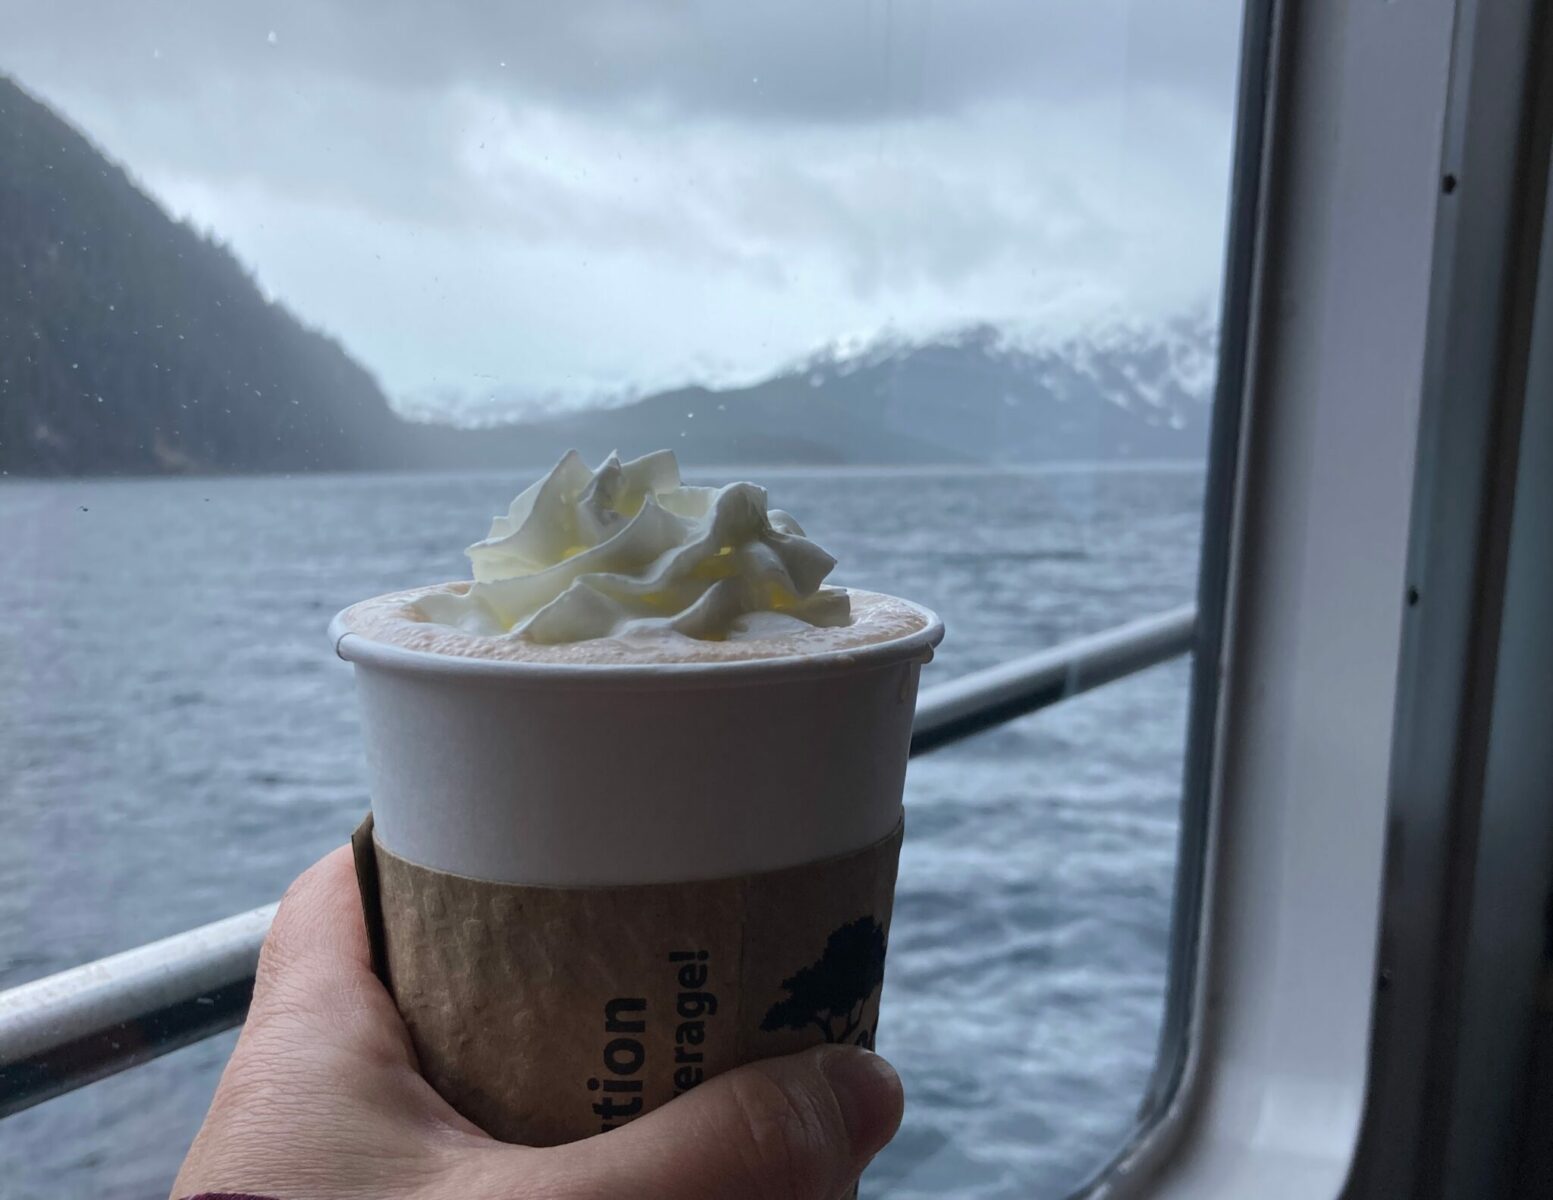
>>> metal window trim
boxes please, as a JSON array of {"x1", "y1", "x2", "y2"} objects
[
  {"x1": 1080, "y1": 0, "x2": 1538, "y2": 1194},
  {"x1": 1447, "y1": 144, "x2": 1553, "y2": 1200},
  {"x1": 1341, "y1": 0, "x2": 1553, "y2": 1195}
]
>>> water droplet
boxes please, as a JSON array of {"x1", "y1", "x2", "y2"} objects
[{"x1": 266, "y1": 30, "x2": 277, "y2": 45}]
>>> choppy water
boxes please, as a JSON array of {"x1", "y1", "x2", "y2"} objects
[{"x1": 0, "y1": 464, "x2": 1202, "y2": 1199}]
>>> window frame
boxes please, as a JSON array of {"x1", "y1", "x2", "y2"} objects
[{"x1": 1080, "y1": 0, "x2": 1553, "y2": 1196}]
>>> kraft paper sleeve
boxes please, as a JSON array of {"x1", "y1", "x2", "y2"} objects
[{"x1": 352, "y1": 814, "x2": 903, "y2": 1148}]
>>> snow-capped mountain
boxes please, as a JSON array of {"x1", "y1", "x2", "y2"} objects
[{"x1": 412, "y1": 317, "x2": 1219, "y2": 469}]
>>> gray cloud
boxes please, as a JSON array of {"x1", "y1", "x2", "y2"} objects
[
  {"x1": 0, "y1": 0, "x2": 1243, "y2": 416},
  {"x1": 3, "y1": 1, "x2": 1239, "y2": 124}
]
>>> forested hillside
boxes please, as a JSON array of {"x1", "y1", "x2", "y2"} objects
[{"x1": 0, "y1": 75, "x2": 406, "y2": 475}]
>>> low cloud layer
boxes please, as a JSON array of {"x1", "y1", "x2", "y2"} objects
[{"x1": 3, "y1": 0, "x2": 1244, "y2": 420}]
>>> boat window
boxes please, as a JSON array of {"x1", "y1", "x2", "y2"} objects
[{"x1": 0, "y1": 3, "x2": 1250, "y2": 1195}]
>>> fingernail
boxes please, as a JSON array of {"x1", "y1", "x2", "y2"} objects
[{"x1": 821, "y1": 1047, "x2": 905, "y2": 1154}]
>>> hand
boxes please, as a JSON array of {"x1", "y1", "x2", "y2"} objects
[{"x1": 172, "y1": 847, "x2": 905, "y2": 1200}]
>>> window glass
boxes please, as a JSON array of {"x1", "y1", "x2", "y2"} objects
[{"x1": 0, "y1": 3, "x2": 1243, "y2": 1195}]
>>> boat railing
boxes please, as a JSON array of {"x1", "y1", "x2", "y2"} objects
[{"x1": 0, "y1": 604, "x2": 1197, "y2": 1119}]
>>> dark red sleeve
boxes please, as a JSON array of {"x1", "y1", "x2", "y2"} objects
[{"x1": 178, "y1": 1194, "x2": 278, "y2": 1199}]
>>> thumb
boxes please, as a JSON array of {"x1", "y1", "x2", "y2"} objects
[{"x1": 545, "y1": 1044, "x2": 904, "y2": 1200}]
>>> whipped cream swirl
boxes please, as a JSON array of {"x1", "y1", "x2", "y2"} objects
[{"x1": 416, "y1": 450, "x2": 852, "y2": 644}]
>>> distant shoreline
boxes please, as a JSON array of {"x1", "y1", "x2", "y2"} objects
[{"x1": 0, "y1": 458, "x2": 1209, "y2": 486}]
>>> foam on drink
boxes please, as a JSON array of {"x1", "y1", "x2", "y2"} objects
[{"x1": 336, "y1": 449, "x2": 929, "y2": 664}]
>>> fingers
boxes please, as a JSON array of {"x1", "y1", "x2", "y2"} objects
[
  {"x1": 543, "y1": 1045, "x2": 905, "y2": 1200},
  {"x1": 256, "y1": 845, "x2": 370, "y2": 999},
  {"x1": 174, "y1": 848, "x2": 483, "y2": 1200},
  {"x1": 232, "y1": 854, "x2": 905, "y2": 1200},
  {"x1": 246, "y1": 845, "x2": 416, "y2": 1068}
]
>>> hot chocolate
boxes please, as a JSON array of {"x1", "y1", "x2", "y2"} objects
[{"x1": 334, "y1": 449, "x2": 930, "y2": 665}]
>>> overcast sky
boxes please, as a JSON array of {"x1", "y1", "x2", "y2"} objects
[{"x1": 2, "y1": 1, "x2": 1244, "y2": 422}]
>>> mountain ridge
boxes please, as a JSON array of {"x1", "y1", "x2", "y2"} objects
[
  {"x1": 1, "y1": 73, "x2": 1216, "y2": 478},
  {"x1": 405, "y1": 318, "x2": 1215, "y2": 470}
]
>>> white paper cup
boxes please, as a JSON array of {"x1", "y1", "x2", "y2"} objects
[
  {"x1": 330, "y1": 594, "x2": 943, "y2": 886},
  {"x1": 330, "y1": 591, "x2": 942, "y2": 1155}
]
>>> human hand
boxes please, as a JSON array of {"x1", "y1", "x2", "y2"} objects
[{"x1": 172, "y1": 846, "x2": 905, "y2": 1200}]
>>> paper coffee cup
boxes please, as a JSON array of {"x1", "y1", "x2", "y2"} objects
[{"x1": 331, "y1": 595, "x2": 942, "y2": 1148}]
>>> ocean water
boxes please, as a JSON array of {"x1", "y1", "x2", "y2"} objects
[{"x1": 0, "y1": 464, "x2": 1203, "y2": 1199}]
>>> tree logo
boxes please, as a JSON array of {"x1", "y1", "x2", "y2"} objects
[{"x1": 760, "y1": 916, "x2": 888, "y2": 1048}]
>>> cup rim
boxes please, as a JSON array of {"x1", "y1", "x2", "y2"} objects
[{"x1": 330, "y1": 588, "x2": 944, "y2": 690}]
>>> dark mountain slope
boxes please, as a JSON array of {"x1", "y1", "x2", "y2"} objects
[{"x1": 0, "y1": 75, "x2": 407, "y2": 476}]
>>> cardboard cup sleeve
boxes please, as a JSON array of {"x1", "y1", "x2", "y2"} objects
[{"x1": 353, "y1": 814, "x2": 904, "y2": 1147}]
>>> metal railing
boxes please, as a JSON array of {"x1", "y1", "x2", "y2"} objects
[
  {"x1": 909, "y1": 606, "x2": 1197, "y2": 754},
  {"x1": 0, "y1": 605, "x2": 1196, "y2": 1119}
]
